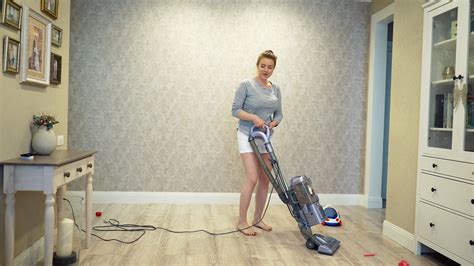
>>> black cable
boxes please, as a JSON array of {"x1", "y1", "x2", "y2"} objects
[
  {"x1": 148, "y1": 186, "x2": 275, "y2": 236},
  {"x1": 64, "y1": 198, "x2": 148, "y2": 244},
  {"x1": 63, "y1": 186, "x2": 275, "y2": 244}
]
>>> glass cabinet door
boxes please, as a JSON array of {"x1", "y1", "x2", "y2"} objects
[
  {"x1": 428, "y1": 7, "x2": 458, "y2": 150},
  {"x1": 465, "y1": 0, "x2": 474, "y2": 152}
]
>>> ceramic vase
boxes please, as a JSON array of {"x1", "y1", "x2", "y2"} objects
[{"x1": 32, "y1": 126, "x2": 57, "y2": 155}]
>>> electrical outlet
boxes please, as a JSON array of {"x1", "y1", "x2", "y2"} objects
[{"x1": 57, "y1": 135, "x2": 64, "y2": 146}]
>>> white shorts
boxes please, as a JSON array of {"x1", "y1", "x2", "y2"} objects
[{"x1": 237, "y1": 130, "x2": 268, "y2": 154}]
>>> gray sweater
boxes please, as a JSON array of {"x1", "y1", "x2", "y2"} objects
[{"x1": 231, "y1": 78, "x2": 283, "y2": 135}]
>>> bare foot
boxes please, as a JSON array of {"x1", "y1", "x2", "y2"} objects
[
  {"x1": 236, "y1": 222, "x2": 257, "y2": 236},
  {"x1": 253, "y1": 221, "x2": 272, "y2": 231}
]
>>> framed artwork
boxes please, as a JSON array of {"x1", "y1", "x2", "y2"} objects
[
  {"x1": 40, "y1": 0, "x2": 58, "y2": 20},
  {"x1": 2, "y1": 36, "x2": 20, "y2": 74},
  {"x1": 1, "y1": 0, "x2": 22, "y2": 30},
  {"x1": 50, "y1": 52, "x2": 61, "y2": 84},
  {"x1": 51, "y1": 24, "x2": 62, "y2": 47},
  {"x1": 20, "y1": 6, "x2": 51, "y2": 86}
]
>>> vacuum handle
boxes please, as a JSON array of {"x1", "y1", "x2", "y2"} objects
[{"x1": 250, "y1": 125, "x2": 271, "y2": 142}]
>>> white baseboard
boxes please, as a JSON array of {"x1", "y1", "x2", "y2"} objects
[
  {"x1": 66, "y1": 191, "x2": 365, "y2": 206},
  {"x1": 14, "y1": 235, "x2": 44, "y2": 266},
  {"x1": 361, "y1": 195, "x2": 383, "y2": 208},
  {"x1": 382, "y1": 219, "x2": 416, "y2": 253}
]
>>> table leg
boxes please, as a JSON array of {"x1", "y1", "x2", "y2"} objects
[
  {"x1": 44, "y1": 193, "x2": 55, "y2": 266},
  {"x1": 56, "y1": 186, "x2": 66, "y2": 221},
  {"x1": 85, "y1": 173, "x2": 93, "y2": 248},
  {"x1": 5, "y1": 192, "x2": 15, "y2": 266}
]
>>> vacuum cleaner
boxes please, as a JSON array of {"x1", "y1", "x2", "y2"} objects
[{"x1": 249, "y1": 125, "x2": 340, "y2": 255}]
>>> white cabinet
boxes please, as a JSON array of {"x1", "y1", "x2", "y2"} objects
[{"x1": 416, "y1": 0, "x2": 474, "y2": 265}]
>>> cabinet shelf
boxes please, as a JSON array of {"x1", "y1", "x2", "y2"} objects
[
  {"x1": 432, "y1": 32, "x2": 474, "y2": 49},
  {"x1": 433, "y1": 37, "x2": 456, "y2": 49},
  {"x1": 431, "y1": 79, "x2": 454, "y2": 86},
  {"x1": 429, "y1": 127, "x2": 452, "y2": 132},
  {"x1": 432, "y1": 75, "x2": 473, "y2": 86},
  {"x1": 429, "y1": 128, "x2": 474, "y2": 133}
]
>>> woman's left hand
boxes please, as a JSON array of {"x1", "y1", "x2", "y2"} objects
[{"x1": 268, "y1": 121, "x2": 279, "y2": 130}]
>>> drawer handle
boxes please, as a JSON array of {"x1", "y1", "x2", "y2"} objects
[
  {"x1": 77, "y1": 167, "x2": 83, "y2": 173},
  {"x1": 431, "y1": 187, "x2": 436, "y2": 192},
  {"x1": 87, "y1": 163, "x2": 93, "y2": 168},
  {"x1": 64, "y1": 172, "x2": 71, "y2": 178},
  {"x1": 429, "y1": 222, "x2": 435, "y2": 227},
  {"x1": 471, "y1": 199, "x2": 474, "y2": 204},
  {"x1": 470, "y1": 240, "x2": 474, "y2": 246},
  {"x1": 432, "y1": 163, "x2": 437, "y2": 168}
]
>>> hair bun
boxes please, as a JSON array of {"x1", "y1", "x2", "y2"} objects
[{"x1": 256, "y1": 50, "x2": 277, "y2": 66}]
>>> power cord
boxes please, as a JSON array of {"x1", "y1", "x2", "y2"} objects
[{"x1": 63, "y1": 187, "x2": 274, "y2": 244}]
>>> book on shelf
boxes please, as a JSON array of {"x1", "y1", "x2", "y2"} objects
[
  {"x1": 468, "y1": 100, "x2": 474, "y2": 129},
  {"x1": 446, "y1": 93, "x2": 453, "y2": 128},
  {"x1": 433, "y1": 92, "x2": 453, "y2": 129},
  {"x1": 434, "y1": 94, "x2": 444, "y2": 128},
  {"x1": 468, "y1": 87, "x2": 474, "y2": 129}
]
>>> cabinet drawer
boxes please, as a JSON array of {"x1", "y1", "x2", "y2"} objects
[
  {"x1": 56, "y1": 163, "x2": 77, "y2": 186},
  {"x1": 75, "y1": 158, "x2": 90, "y2": 178},
  {"x1": 421, "y1": 156, "x2": 474, "y2": 181},
  {"x1": 84, "y1": 157, "x2": 95, "y2": 175},
  {"x1": 419, "y1": 173, "x2": 474, "y2": 217},
  {"x1": 418, "y1": 202, "x2": 474, "y2": 263}
]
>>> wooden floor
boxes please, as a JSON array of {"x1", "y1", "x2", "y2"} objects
[{"x1": 76, "y1": 204, "x2": 457, "y2": 265}]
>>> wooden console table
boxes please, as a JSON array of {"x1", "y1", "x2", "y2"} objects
[{"x1": 1, "y1": 150, "x2": 96, "y2": 266}]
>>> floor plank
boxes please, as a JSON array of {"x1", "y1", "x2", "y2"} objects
[{"x1": 75, "y1": 203, "x2": 458, "y2": 265}]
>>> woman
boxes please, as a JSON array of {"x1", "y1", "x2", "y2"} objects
[{"x1": 231, "y1": 50, "x2": 283, "y2": 236}]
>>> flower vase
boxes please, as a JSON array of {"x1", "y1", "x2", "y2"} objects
[{"x1": 32, "y1": 126, "x2": 57, "y2": 155}]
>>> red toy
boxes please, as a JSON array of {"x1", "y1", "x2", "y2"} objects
[
  {"x1": 95, "y1": 211, "x2": 102, "y2": 217},
  {"x1": 322, "y1": 206, "x2": 342, "y2": 226},
  {"x1": 399, "y1": 259, "x2": 409, "y2": 266}
]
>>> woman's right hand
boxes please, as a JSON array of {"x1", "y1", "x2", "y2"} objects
[{"x1": 252, "y1": 115, "x2": 265, "y2": 128}]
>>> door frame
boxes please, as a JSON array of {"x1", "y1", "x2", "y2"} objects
[{"x1": 364, "y1": 3, "x2": 394, "y2": 208}]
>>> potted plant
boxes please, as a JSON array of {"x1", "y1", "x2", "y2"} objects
[{"x1": 31, "y1": 113, "x2": 59, "y2": 155}]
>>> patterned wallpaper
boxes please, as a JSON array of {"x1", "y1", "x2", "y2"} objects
[{"x1": 69, "y1": 0, "x2": 370, "y2": 193}]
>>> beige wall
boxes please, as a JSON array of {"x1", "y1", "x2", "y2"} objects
[
  {"x1": 371, "y1": 0, "x2": 394, "y2": 14},
  {"x1": 0, "y1": 0, "x2": 70, "y2": 263},
  {"x1": 371, "y1": 0, "x2": 424, "y2": 234}
]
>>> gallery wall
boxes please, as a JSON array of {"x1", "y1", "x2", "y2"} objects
[
  {"x1": 0, "y1": 0, "x2": 71, "y2": 263},
  {"x1": 69, "y1": 0, "x2": 370, "y2": 193}
]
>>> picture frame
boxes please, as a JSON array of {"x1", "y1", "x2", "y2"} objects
[
  {"x1": 50, "y1": 52, "x2": 61, "y2": 84},
  {"x1": 1, "y1": 0, "x2": 22, "y2": 30},
  {"x1": 20, "y1": 6, "x2": 51, "y2": 86},
  {"x1": 51, "y1": 24, "x2": 62, "y2": 47},
  {"x1": 2, "y1": 36, "x2": 20, "y2": 74},
  {"x1": 40, "y1": 0, "x2": 58, "y2": 20}
]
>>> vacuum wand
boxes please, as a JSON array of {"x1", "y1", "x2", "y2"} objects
[{"x1": 248, "y1": 125, "x2": 340, "y2": 255}]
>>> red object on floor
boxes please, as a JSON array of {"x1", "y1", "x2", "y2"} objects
[
  {"x1": 398, "y1": 259, "x2": 409, "y2": 266},
  {"x1": 363, "y1": 252, "x2": 376, "y2": 257},
  {"x1": 95, "y1": 211, "x2": 102, "y2": 217}
]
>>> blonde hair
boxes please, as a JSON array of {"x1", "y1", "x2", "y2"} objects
[{"x1": 256, "y1": 50, "x2": 277, "y2": 67}]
